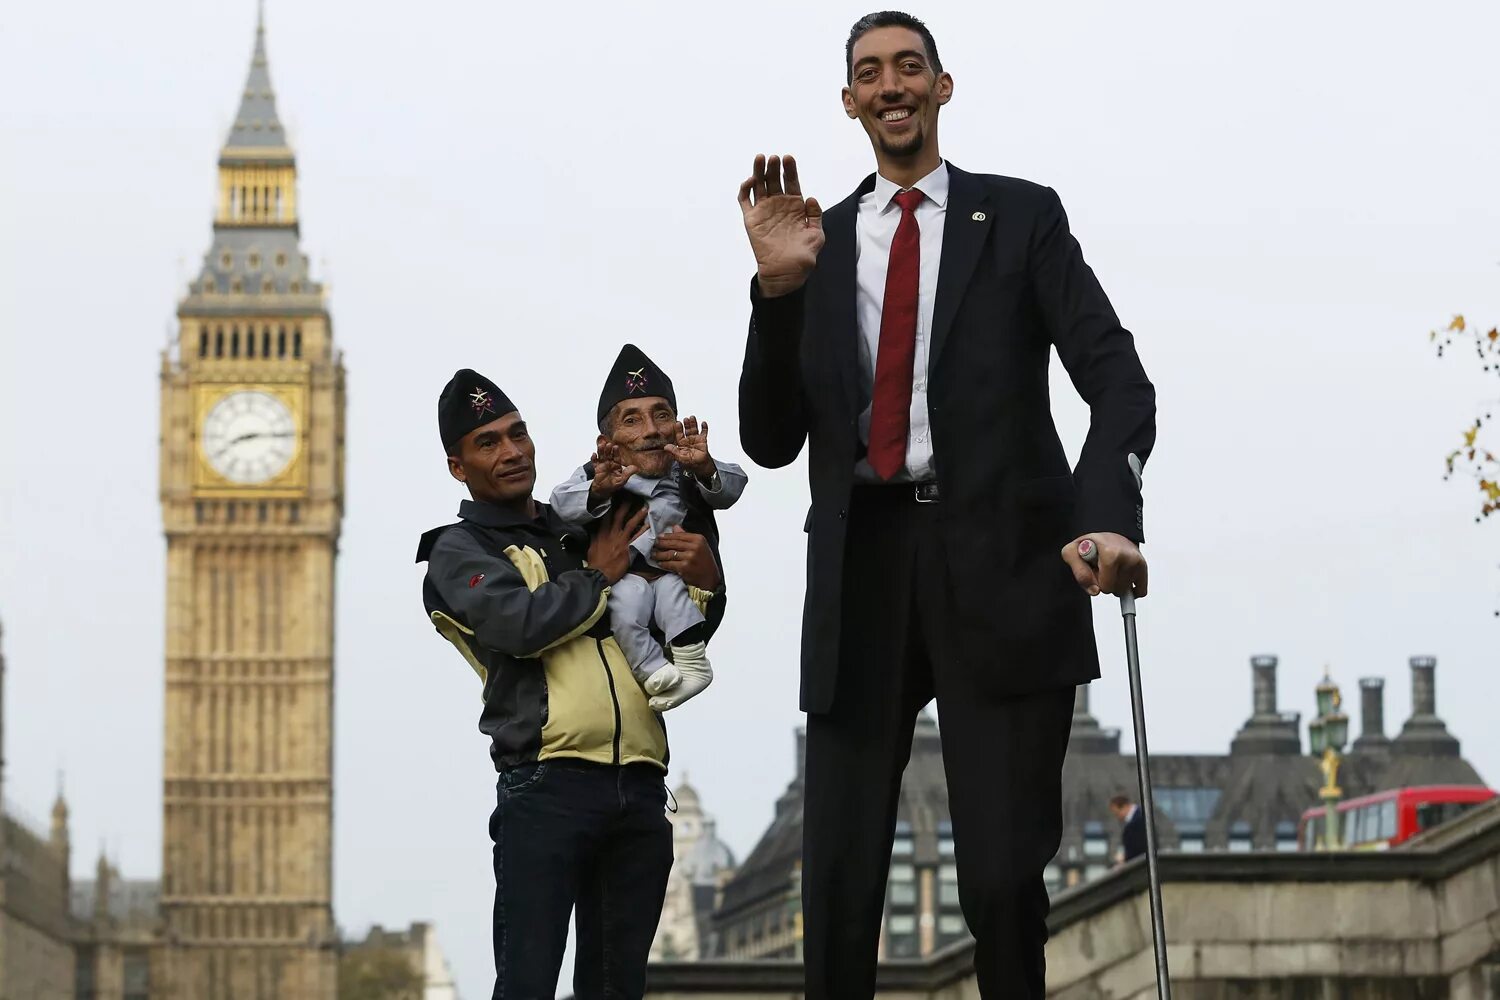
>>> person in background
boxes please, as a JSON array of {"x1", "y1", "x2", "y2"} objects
[{"x1": 1110, "y1": 794, "x2": 1147, "y2": 864}]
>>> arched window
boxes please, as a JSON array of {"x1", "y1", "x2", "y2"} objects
[
  {"x1": 231, "y1": 327, "x2": 240, "y2": 357},
  {"x1": 199, "y1": 329, "x2": 209, "y2": 358},
  {"x1": 278, "y1": 327, "x2": 287, "y2": 358},
  {"x1": 293, "y1": 328, "x2": 302, "y2": 359},
  {"x1": 262, "y1": 329, "x2": 271, "y2": 357},
  {"x1": 246, "y1": 328, "x2": 255, "y2": 357},
  {"x1": 215, "y1": 328, "x2": 224, "y2": 357}
]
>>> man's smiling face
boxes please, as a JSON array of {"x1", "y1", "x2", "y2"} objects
[
  {"x1": 448, "y1": 412, "x2": 536, "y2": 505},
  {"x1": 842, "y1": 25, "x2": 952, "y2": 160}
]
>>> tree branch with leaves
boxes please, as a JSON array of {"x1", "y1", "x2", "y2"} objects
[{"x1": 1431, "y1": 314, "x2": 1500, "y2": 520}]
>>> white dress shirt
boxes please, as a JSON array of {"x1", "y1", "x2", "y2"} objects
[{"x1": 853, "y1": 160, "x2": 949, "y2": 483}]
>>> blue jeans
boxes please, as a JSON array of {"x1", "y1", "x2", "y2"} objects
[{"x1": 489, "y1": 759, "x2": 673, "y2": 1000}]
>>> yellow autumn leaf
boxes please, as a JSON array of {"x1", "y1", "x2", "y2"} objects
[
  {"x1": 1485, "y1": 482, "x2": 1500, "y2": 501},
  {"x1": 1464, "y1": 426, "x2": 1479, "y2": 447},
  {"x1": 1450, "y1": 315, "x2": 1467, "y2": 332}
]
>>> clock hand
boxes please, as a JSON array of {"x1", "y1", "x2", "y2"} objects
[{"x1": 214, "y1": 431, "x2": 294, "y2": 459}]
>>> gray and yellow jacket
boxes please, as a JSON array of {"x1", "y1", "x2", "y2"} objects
[{"x1": 416, "y1": 498, "x2": 668, "y2": 771}]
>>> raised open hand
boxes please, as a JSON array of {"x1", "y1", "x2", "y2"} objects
[
  {"x1": 589, "y1": 441, "x2": 637, "y2": 504},
  {"x1": 738, "y1": 154, "x2": 825, "y2": 298},
  {"x1": 665, "y1": 416, "x2": 714, "y2": 479}
]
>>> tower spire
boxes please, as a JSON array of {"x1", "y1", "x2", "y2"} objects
[{"x1": 223, "y1": 3, "x2": 289, "y2": 157}]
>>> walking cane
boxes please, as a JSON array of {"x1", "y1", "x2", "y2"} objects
[{"x1": 1079, "y1": 453, "x2": 1171, "y2": 1000}]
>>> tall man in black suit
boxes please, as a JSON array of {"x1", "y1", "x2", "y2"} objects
[{"x1": 736, "y1": 11, "x2": 1155, "y2": 998}]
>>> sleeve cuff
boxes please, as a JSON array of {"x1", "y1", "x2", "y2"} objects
[{"x1": 750, "y1": 275, "x2": 807, "y2": 312}]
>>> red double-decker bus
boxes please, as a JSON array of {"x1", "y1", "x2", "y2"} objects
[{"x1": 1298, "y1": 785, "x2": 1496, "y2": 851}]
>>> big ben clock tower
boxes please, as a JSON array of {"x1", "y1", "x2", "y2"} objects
[{"x1": 158, "y1": 10, "x2": 342, "y2": 997}]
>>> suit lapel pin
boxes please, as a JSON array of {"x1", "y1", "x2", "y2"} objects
[{"x1": 972, "y1": 211, "x2": 986, "y2": 222}]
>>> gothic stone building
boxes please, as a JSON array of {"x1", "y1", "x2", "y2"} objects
[
  {"x1": 8, "y1": 10, "x2": 343, "y2": 999},
  {"x1": 155, "y1": 9, "x2": 346, "y2": 996},
  {"x1": 708, "y1": 654, "x2": 1487, "y2": 962}
]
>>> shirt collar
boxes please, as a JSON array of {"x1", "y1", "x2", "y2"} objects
[
  {"x1": 873, "y1": 160, "x2": 950, "y2": 214},
  {"x1": 459, "y1": 497, "x2": 550, "y2": 531}
]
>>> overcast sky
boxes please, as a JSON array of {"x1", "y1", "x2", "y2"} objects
[{"x1": 4, "y1": 1, "x2": 1500, "y2": 996}]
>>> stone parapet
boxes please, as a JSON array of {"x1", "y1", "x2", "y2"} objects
[{"x1": 645, "y1": 799, "x2": 1500, "y2": 999}]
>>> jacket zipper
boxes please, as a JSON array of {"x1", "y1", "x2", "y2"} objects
[{"x1": 595, "y1": 638, "x2": 622, "y2": 765}]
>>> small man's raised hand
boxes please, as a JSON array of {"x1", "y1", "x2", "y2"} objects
[
  {"x1": 588, "y1": 441, "x2": 637, "y2": 507},
  {"x1": 738, "y1": 154, "x2": 826, "y2": 298},
  {"x1": 665, "y1": 416, "x2": 714, "y2": 479}
]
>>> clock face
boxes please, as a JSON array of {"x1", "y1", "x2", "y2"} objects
[{"x1": 202, "y1": 390, "x2": 297, "y2": 484}]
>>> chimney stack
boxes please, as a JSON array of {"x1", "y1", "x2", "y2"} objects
[
  {"x1": 1252, "y1": 655, "x2": 1278, "y2": 717},
  {"x1": 1394, "y1": 656, "x2": 1460, "y2": 757},
  {"x1": 1351, "y1": 677, "x2": 1390, "y2": 752},
  {"x1": 1231, "y1": 655, "x2": 1301, "y2": 755},
  {"x1": 1410, "y1": 657, "x2": 1436, "y2": 718}
]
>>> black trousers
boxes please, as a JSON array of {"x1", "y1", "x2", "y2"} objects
[
  {"x1": 489, "y1": 759, "x2": 673, "y2": 1000},
  {"x1": 802, "y1": 487, "x2": 1075, "y2": 999}
]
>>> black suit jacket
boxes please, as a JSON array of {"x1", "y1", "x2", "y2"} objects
[
  {"x1": 739, "y1": 165, "x2": 1155, "y2": 713},
  {"x1": 1122, "y1": 807, "x2": 1148, "y2": 861}
]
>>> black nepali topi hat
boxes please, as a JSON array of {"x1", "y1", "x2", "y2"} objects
[
  {"x1": 596, "y1": 344, "x2": 676, "y2": 427},
  {"x1": 438, "y1": 368, "x2": 517, "y2": 452}
]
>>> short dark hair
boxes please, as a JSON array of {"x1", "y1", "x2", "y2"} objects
[
  {"x1": 1108, "y1": 794, "x2": 1132, "y2": 810},
  {"x1": 846, "y1": 11, "x2": 942, "y2": 84}
]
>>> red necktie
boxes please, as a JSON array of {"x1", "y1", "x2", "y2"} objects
[{"x1": 868, "y1": 188, "x2": 925, "y2": 480}]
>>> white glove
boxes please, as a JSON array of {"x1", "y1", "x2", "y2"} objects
[{"x1": 649, "y1": 641, "x2": 713, "y2": 712}]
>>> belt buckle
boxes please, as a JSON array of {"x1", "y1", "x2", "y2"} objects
[{"x1": 913, "y1": 482, "x2": 940, "y2": 503}]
